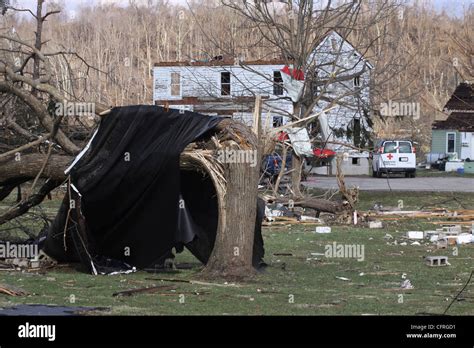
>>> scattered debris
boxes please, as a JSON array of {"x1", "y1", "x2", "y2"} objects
[
  {"x1": 457, "y1": 233, "x2": 473, "y2": 245},
  {"x1": 425, "y1": 256, "x2": 449, "y2": 267},
  {"x1": 0, "y1": 283, "x2": 28, "y2": 297},
  {"x1": 437, "y1": 239, "x2": 448, "y2": 249},
  {"x1": 315, "y1": 226, "x2": 331, "y2": 234},
  {"x1": 368, "y1": 220, "x2": 383, "y2": 229},
  {"x1": 407, "y1": 231, "x2": 424, "y2": 239},
  {"x1": 335, "y1": 276, "x2": 350, "y2": 281},
  {"x1": 400, "y1": 279, "x2": 414, "y2": 289},
  {"x1": 383, "y1": 233, "x2": 393, "y2": 240},
  {"x1": 411, "y1": 241, "x2": 421, "y2": 246},
  {"x1": 366, "y1": 209, "x2": 474, "y2": 221},
  {"x1": 112, "y1": 285, "x2": 176, "y2": 297},
  {"x1": 273, "y1": 253, "x2": 293, "y2": 256},
  {"x1": 299, "y1": 215, "x2": 322, "y2": 223},
  {"x1": 144, "y1": 278, "x2": 240, "y2": 287}
]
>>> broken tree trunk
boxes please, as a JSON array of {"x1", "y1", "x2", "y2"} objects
[
  {"x1": 290, "y1": 151, "x2": 304, "y2": 197},
  {"x1": 203, "y1": 109, "x2": 260, "y2": 279},
  {"x1": 0, "y1": 154, "x2": 70, "y2": 186}
]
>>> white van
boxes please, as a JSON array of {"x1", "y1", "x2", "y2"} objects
[{"x1": 371, "y1": 140, "x2": 416, "y2": 178}]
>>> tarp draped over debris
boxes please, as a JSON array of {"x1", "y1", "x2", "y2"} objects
[{"x1": 42, "y1": 105, "x2": 265, "y2": 273}]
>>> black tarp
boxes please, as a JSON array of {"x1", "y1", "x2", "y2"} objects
[{"x1": 43, "y1": 105, "x2": 265, "y2": 273}]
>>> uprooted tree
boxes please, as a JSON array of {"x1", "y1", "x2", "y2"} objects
[{"x1": 0, "y1": 1, "x2": 263, "y2": 278}]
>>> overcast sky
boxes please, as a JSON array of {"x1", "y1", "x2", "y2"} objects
[{"x1": 14, "y1": 0, "x2": 474, "y2": 17}]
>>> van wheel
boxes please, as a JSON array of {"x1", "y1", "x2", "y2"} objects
[{"x1": 405, "y1": 172, "x2": 410, "y2": 178}]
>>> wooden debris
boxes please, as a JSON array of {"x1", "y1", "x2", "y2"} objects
[
  {"x1": 0, "y1": 283, "x2": 29, "y2": 296},
  {"x1": 112, "y1": 285, "x2": 176, "y2": 297},
  {"x1": 144, "y1": 278, "x2": 241, "y2": 287}
]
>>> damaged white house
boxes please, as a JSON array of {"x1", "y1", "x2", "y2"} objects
[{"x1": 153, "y1": 31, "x2": 373, "y2": 175}]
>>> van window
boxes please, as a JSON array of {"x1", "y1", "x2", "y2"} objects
[
  {"x1": 398, "y1": 142, "x2": 412, "y2": 153},
  {"x1": 383, "y1": 141, "x2": 397, "y2": 153}
]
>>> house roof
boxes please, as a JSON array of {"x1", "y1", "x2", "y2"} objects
[
  {"x1": 443, "y1": 82, "x2": 474, "y2": 112},
  {"x1": 154, "y1": 58, "x2": 288, "y2": 67},
  {"x1": 153, "y1": 31, "x2": 373, "y2": 69},
  {"x1": 432, "y1": 82, "x2": 474, "y2": 132}
]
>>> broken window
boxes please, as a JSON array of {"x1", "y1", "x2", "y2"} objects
[
  {"x1": 352, "y1": 157, "x2": 360, "y2": 165},
  {"x1": 221, "y1": 71, "x2": 231, "y2": 96},
  {"x1": 170, "y1": 72, "x2": 181, "y2": 96},
  {"x1": 447, "y1": 133, "x2": 456, "y2": 153},
  {"x1": 273, "y1": 71, "x2": 283, "y2": 96},
  {"x1": 273, "y1": 116, "x2": 283, "y2": 127}
]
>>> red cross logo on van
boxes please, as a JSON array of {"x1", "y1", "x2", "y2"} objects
[{"x1": 386, "y1": 153, "x2": 394, "y2": 160}]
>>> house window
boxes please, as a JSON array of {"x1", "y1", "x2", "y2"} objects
[
  {"x1": 353, "y1": 76, "x2": 361, "y2": 88},
  {"x1": 221, "y1": 72, "x2": 231, "y2": 96},
  {"x1": 353, "y1": 118, "x2": 361, "y2": 147},
  {"x1": 273, "y1": 71, "x2": 283, "y2": 96},
  {"x1": 352, "y1": 158, "x2": 360, "y2": 165},
  {"x1": 273, "y1": 116, "x2": 283, "y2": 127},
  {"x1": 447, "y1": 132, "x2": 456, "y2": 153},
  {"x1": 170, "y1": 72, "x2": 181, "y2": 96}
]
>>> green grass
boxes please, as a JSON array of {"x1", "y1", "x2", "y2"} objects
[
  {"x1": 1, "y1": 191, "x2": 473, "y2": 315},
  {"x1": 415, "y1": 169, "x2": 474, "y2": 178}
]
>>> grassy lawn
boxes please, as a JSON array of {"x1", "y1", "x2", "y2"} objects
[{"x1": 1, "y1": 190, "x2": 473, "y2": 315}]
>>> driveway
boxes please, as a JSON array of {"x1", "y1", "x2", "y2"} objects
[{"x1": 303, "y1": 176, "x2": 474, "y2": 192}]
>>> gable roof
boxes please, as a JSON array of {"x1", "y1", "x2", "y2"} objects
[
  {"x1": 314, "y1": 30, "x2": 374, "y2": 69},
  {"x1": 432, "y1": 82, "x2": 474, "y2": 132}
]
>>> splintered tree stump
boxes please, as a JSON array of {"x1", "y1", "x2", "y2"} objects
[{"x1": 202, "y1": 119, "x2": 260, "y2": 279}]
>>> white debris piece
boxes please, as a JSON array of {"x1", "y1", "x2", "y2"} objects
[
  {"x1": 335, "y1": 276, "x2": 350, "y2": 281},
  {"x1": 300, "y1": 216, "x2": 322, "y2": 223},
  {"x1": 456, "y1": 233, "x2": 473, "y2": 245},
  {"x1": 407, "y1": 231, "x2": 424, "y2": 239},
  {"x1": 369, "y1": 221, "x2": 383, "y2": 229},
  {"x1": 315, "y1": 226, "x2": 331, "y2": 234},
  {"x1": 400, "y1": 279, "x2": 414, "y2": 289}
]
